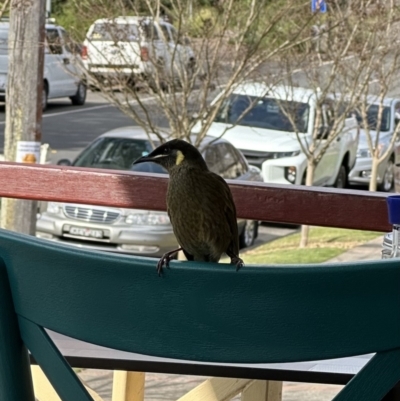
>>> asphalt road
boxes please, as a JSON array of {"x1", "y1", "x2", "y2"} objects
[{"x1": 0, "y1": 91, "x2": 137, "y2": 161}]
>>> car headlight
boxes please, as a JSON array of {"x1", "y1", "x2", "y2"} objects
[
  {"x1": 357, "y1": 143, "x2": 388, "y2": 158},
  {"x1": 46, "y1": 202, "x2": 62, "y2": 214},
  {"x1": 272, "y1": 151, "x2": 300, "y2": 159},
  {"x1": 125, "y1": 212, "x2": 170, "y2": 225},
  {"x1": 356, "y1": 148, "x2": 371, "y2": 158},
  {"x1": 284, "y1": 166, "x2": 297, "y2": 183}
]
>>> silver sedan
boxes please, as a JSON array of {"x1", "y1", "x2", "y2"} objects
[{"x1": 37, "y1": 126, "x2": 262, "y2": 257}]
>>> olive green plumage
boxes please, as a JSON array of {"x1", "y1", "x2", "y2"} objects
[{"x1": 133, "y1": 139, "x2": 244, "y2": 275}]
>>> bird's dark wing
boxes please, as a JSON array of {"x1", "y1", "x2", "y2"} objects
[
  {"x1": 212, "y1": 173, "x2": 240, "y2": 257},
  {"x1": 167, "y1": 208, "x2": 195, "y2": 261}
]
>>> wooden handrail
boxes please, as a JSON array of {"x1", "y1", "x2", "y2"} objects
[{"x1": 0, "y1": 162, "x2": 391, "y2": 232}]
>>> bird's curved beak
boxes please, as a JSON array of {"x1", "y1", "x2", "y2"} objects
[
  {"x1": 132, "y1": 155, "x2": 151, "y2": 165},
  {"x1": 132, "y1": 153, "x2": 167, "y2": 165}
]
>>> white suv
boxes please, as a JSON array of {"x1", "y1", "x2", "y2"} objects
[
  {"x1": 0, "y1": 20, "x2": 87, "y2": 110},
  {"x1": 194, "y1": 83, "x2": 359, "y2": 188},
  {"x1": 348, "y1": 97, "x2": 400, "y2": 192},
  {"x1": 82, "y1": 16, "x2": 195, "y2": 86}
]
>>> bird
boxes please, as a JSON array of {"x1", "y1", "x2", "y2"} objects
[{"x1": 132, "y1": 138, "x2": 244, "y2": 275}]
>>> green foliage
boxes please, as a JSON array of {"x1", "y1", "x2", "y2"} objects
[
  {"x1": 53, "y1": 0, "x2": 313, "y2": 48},
  {"x1": 186, "y1": 0, "x2": 313, "y2": 51},
  {"x1": 186, "y1": 7, "x2": 218, "y2": 38}
]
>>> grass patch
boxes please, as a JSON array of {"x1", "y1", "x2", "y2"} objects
[{"x1": 240, "y1": 227, "x2": 381, "y2": 265}]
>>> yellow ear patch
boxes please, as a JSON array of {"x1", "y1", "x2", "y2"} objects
[{"x1": 176, "y1": 150, "x2": 185, "y2": 165}]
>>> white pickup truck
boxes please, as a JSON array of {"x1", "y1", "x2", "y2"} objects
[
  {"x1": 0, "y1": 20, "x2": 86, "y2": 111},
  {"x1": 195, "y1": 83, "x2": 359, "y2": 188},
  {"x1": 82, "y1": 16, "x2": 196, "y2": 87}
]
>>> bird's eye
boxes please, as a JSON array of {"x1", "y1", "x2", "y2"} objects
[{"x1": 164, "y1": 148, "x2": 169, "y2": 153}]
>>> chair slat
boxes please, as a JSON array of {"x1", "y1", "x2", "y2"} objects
[
  {"x1": 333, "y1": 348, "x2": 400, "y2": 400},
  {"x1": 0, "y1": 260, "x2": 35, "y2": 401},
  {"x1": 18, "y1": 316, "x2": 93, "y2": 401}
]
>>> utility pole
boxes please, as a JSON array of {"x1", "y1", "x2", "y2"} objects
[{"x1": 1, "y1": 0, "x2": 46, "y2": 234}]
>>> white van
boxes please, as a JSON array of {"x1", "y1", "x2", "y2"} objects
[
  {"x1": 82, "y1": 16, "x2": 195, "y2": 86},
  {"x1": 194, "y1": 83, "x2": 359, "y2": 188},
  {"x1": 0, "y1": 20, "x2": 86, "y2": 111}
]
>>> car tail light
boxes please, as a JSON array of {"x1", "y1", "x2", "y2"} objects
[
  {"x1": 140, "y1": 46, "x2": 149, "y2": 61},
  {"x1": 81, "y1": 45, "x2": 88, "y2": 60}
]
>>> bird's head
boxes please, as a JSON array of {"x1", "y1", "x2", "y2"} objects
[{"x1": 132, "y1": 139, "x2": 208, "y2": 172}]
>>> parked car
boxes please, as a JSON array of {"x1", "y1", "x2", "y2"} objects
[
  {"x1": 193, "y1": 83, "x2": 359, "y2": 188},
  {"x1": 348, "y1": 98, "x2": 400, "y2": 192},
  {"x1": 82, "y1": 16, "x2": 195, "y2": 87},
  {"x1": 0, "y1": 19, "x2": 86, "y2": 110},
  {"x1": 36, "y1": 126, "x2": 261, "y2": 257}
]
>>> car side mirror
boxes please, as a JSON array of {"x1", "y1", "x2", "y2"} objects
[
  {"x1": 57, "y1": 159, "x2": 72, "y2": 166},
  {"x1": 248, "y1": 165, "x2": 261, "y2": 174},
  {"x1": 49, "y1": 44, "x2": 63, "y2": 55},
  {"x1": 317, "y1": 125, "x2": 330, "y2": 140},
  {"x1": 191, "y1": 112, "x2": 200, "y2": 121}
]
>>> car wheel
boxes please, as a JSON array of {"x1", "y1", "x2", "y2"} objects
[
  {"x1": 42, "y1": 84, "x2": 48, "y2": 112},
  {"x1": 177, "y1": 59, "x2": 195, "y2": 87},
  {"x1": 239, "y1": 220, "x2": 258, "y2": 249},
  {"x1": 301, "y1": 171, "x2": 307, "y2": 185},
  {"x1": 378, "y1": 157, "x2": 394, "y2": 192},
  {"x1": 149, "y1": 58, "x2": 169, "y2": 93},
  {"x1": 148, "y1": 76, "x2": 168, "y2": 93},
  {"x1": 334, "y1": 164, "x2": 347, "y2": 189},
  {"x1": 70, "y1": 82, "x2": 87, "y2": 106}
]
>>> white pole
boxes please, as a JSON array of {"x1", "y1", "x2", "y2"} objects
[
  {"x1": 188, "y1": 0, "x2": 193, "y2": 19},
  {"x1": 46, "y1": 0, "x2": 51, "y2": 18}
]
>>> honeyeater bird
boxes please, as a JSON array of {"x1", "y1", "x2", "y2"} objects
[{"x1": 133, "y1": 138, "x2": 244, "y2": 275}]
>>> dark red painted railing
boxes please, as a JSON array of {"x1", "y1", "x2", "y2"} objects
[{"x1": 0, "y1": 162, "x2": 391, "y2": 232}]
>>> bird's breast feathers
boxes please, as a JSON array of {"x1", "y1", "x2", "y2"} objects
[{"x1": 166, "y1": 170, "x2": 234, "y2": 254}]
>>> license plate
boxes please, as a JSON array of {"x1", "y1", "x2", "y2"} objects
[{"x1": 69, "y1": 226, "x2": 103, "y2": 239}]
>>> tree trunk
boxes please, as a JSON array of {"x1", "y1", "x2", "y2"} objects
[
  {"x1": 368, "y1": 156, "x2": 379, "y2": 192},
  {"x1": 299, "y1": 161, "x2": 316, "y2": 248},
  {"x1": 1, "y1": 0, "x2": 46, "y2": 235}
]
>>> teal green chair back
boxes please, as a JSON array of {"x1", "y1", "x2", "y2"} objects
[{"x1": 0, "y1": 228, "x2": 400, "y2": 401}]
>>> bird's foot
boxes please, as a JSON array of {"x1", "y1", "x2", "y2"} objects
[
  {"x1": 230, "y1": 256, "x2": 244, "y2": 271},
  {"x1": 156, "y1": 248, "x2": 182, "y2": 276}
]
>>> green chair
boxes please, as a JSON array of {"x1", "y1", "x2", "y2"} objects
[{"x1": 0, "y1": 228, "x2": 400, "y2": 401}]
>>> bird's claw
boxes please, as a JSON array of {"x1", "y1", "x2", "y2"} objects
[
  {"x1": 156, "y1": 248, "x2": 182, "y2": 276},
  {"x1": 156, "y1": 253, "x2": 173, "y2": 276},
  {"x1": 231, "y1": 256, "x2": 244, "y2": 271}
]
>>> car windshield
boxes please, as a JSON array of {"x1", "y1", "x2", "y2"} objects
[
  {"x1": 73, "y1": 137, "x2": 154, "y2": 170},
  {"x1": 214, "y1": 94, "x2": 310, "y2": 133},
  {"x1": 356, "y1": 105, "x2": 391, "y2": 132},
  {"x1": 89, "y1": 23, "x2": 139, "y2": 42},
  {"x1": 0, "y1": 30, "x2": 8, "y2": 55}
]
